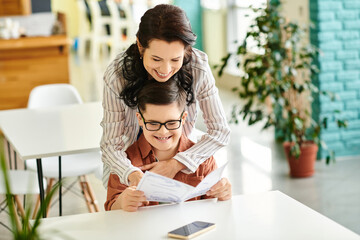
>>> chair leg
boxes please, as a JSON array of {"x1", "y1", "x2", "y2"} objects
[
  {"x1": 78, "y1": 37, "x2": 87, "y2": 56},
  {"x1": 83, "y1": 175, "x2": 100, "y2": 212},
  {"x1": 32, "y1": 178, "x2": 54, "y2": 218},
  {"x1": 13, "y1": 195, "x2": 25, "y2": 218},
  {"x1": 45, "y1": 178, "x2": 54, "y2": 217},
  {"x1": 79, "y1": 176, "x2": 94, "y2": 212},
  {"x1": 9, "y1": 196, "x2": 21, "y2": 230},
  {"x1": 79, "y1": 175, "x2": 99, "y2": 213},
  {"x1": 32, "y1": 194, "x2": 40, "y2": 219},
  {"x1": 14, "y1": 195, "x2": 33, "y2": 230}
]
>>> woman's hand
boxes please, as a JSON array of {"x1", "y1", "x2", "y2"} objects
[
  {"x1": 140, "y1": 159, "x2": 185, "y2": 179},
  {"x1": 206, "y1": 178, "x2": 232, "y2": 201},
  {"x1": 128, "y1": 171, "x2": 144, "y2": 186},
  {"x1": 112, "y1": 186, "x2": 149, "y2": 212}
]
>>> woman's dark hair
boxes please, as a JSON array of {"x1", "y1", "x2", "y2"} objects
[
  {"x1": 117, "y1": 4, "x2": 196, "y2": 108},
  {"x1": 137, "y1": 78, "x2": 187, "y2": 112}
]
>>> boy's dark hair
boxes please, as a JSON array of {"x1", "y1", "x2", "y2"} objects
[{"x1": 137, "y1": 77, "x2": 187, "y2": 112}]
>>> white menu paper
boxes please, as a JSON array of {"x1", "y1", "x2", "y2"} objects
[{"x1": 136, "y1": 163, "x2": 227, "y2": 203}]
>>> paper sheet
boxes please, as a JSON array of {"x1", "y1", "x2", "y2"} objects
[{"x1": 136, "y1": 163, "x2": 228, "y2": 203}]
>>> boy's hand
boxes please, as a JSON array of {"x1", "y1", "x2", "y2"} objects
[
  {"x1": 113, "y1": 186, "x2": 149, "y2": 212},
  {"x1": 128, "y1": 171, "x2": 144, "y2": 186},
  {"x1": 140, "y1": 159, "x2": 185, "y2": 179},
  {"x1": 206, "y1": 178, "x2": 232, "y2": 201}
]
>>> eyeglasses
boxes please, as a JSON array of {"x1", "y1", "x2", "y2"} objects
[{"x1": 138, "y1": 108, "x2": 184, "y2": 131}]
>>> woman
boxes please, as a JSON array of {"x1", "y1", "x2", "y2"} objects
[{"x1": 101, "y1": 4, "x2": 230, "y2": 188}]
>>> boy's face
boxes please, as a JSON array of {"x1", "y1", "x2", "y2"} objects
[{"x1": 136, "y1": 102, "x2": 187, "y2": 154}]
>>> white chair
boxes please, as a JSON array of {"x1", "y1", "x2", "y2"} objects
[
  {"x1": 25, "y1": 84, "x2": 101, "y2": 216},
  {"x1": 0, "y1": 170, "x2": 47, "y2": 227},
  {"x1": 107, "y1": 0, "x2": 136, "y2": 59},
  {"x1": 76, "y1": 0, "x2": 92, "y2": 57},
  {"x1": 87, "y1": 0, "x2": 113, "y2": 59}
]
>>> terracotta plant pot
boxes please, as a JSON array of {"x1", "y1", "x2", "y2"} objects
[{"x1": 283, "y1": 141, "x2": 319, "y2": 178}]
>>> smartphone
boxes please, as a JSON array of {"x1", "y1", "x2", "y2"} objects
[{"x1": 167, "y1": 221, "x2": 216, "y2": 239}]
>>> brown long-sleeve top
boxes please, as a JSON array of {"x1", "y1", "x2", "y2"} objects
[{"x1": 104, "y1": 134, "x2": 217, "y2": 211}]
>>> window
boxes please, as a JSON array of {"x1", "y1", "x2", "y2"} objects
[
  {"x1": 201, "y1": 0, "x2": 267, "y2": 74},
  {"x1": 227, "y1": 0, "x2": 267, "y2": 53}
]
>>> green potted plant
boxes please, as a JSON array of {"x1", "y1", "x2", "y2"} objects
[
  {"x1": 217, "y1": 0, "x2": 347, "y2": 177},
  {"x1": 0, "y1": 153, "x2": 61, "y2": 239}
]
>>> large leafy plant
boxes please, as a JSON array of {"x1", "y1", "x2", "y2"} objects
[{"x1": 217, "y1": 1, "x2": 347, "y2": 163}]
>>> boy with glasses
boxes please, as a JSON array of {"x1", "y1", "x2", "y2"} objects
[{"x1": 105, "y1": 78, "x2": 231, "y2": 212}]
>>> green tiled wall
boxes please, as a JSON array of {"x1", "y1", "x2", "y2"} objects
[
  {"x1": 310, "y1": 0, "x2": 360, "y2": 158},
  {"x1": 173, "y1": 0, "x2": 203, "y2": 51}
]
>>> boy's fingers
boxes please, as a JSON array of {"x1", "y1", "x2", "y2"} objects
[
  {"x1": 207, "y1": 178, "x2": 231, "y2": 197},
  {"x1": 141, "y1": 201, "x2": 150, "y2": 206},
  {"x1": 125, "y1": 205, "x2": 139, "y2": 212},
  {"x1": 218, "y1": 192, "x2": 232, "y2": 201},
  {"x1": 140, "y1": 162, "x2": 157, "y2": 171},
  {"x1": 131, "y1": 193, "x2": 147, "y2": 202},
  {"x1": 211, "y1": 178, "x2": 226, "y2": 190},
  {"x1": 131, "y1": 190, "x2": 144, "y2": 196},
  {"x1": 208, "y1": 179, "x2": 226, "y2": 194},
  {"x1": 209, "y1": 190, "x2": 230, "y2": 200}
]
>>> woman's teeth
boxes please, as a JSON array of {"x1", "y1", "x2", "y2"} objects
[{"x1": 157, "y1": 71, "x2": 169, "y2": 77}]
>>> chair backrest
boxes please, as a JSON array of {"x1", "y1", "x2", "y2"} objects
[
  {"x1": 76, "y1": 0, "x2": 91, "y2": 33},
  {"x1": 107, "y1": 0, "x2": 136, "y2": 50},
  {"x1": 87, "y1": 0, "x2": 102, "y2": 19},
  {"x1": 27, "y1": 84, "x2": 83, "y2": 109},
  {"x1": 87, "y1": 0, "x2": 111, "y2": 24}
]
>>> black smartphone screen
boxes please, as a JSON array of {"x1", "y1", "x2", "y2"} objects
[{"x1": 168, "y1": 221, "x2": 215, "y2": 237}]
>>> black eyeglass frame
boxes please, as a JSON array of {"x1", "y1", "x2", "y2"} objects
[{"x1": 138, "y1": 108, "x2": 185, "y2": 131}]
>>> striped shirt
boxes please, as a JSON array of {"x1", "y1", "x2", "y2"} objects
[{"x1": 100, "y1": 48, "x2": 230, "y2": 187}]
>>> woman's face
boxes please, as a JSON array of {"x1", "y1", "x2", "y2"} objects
[{"x1": 141, "y1": 39, "x2": 185, "y2": 82}]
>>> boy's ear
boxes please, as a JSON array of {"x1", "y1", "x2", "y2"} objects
[
  {"x1": 181, "y1": 111, "x2": 188, "y2": 124},
  {"x1": 136, "y1": 112, "x2": 143, "y2": 126}
]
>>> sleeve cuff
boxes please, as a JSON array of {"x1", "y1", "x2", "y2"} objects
[
  {"x1": 123, "y1": 167, "x2": 143, "y2": 186},
  {"x1": 173, "y1": 153, "x2": 197, "y2": 174}
]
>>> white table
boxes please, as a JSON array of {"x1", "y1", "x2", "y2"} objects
[
  {"x1": 0, "y1": 102, "x2": 103, "y2": 216},
  {"x1": 38, "y1": 191, "x2": 359, "y2": 240}
]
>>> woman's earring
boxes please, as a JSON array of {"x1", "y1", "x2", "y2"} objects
[{"x1": 140, "y1": 56, "x2": 143, "y2": 60}]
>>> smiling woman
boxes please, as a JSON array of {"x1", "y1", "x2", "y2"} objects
[
  {"x1": 100, "y1": 4, "x2": 230, "y2": 190},
  {"x1": 139, "y1": 40, "x2": 185, "y2": 82}
]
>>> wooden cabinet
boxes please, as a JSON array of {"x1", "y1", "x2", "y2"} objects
[
  {"x1": 0, "y1": 35, "x2": 70, "y2": 110},
  {"x1": 0, "y1": 0, "x2": 31, "y2": 16}
]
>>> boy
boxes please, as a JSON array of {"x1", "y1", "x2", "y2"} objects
[{"x1": 105, "y1": 79, "x2": 231, "y2": 212}]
